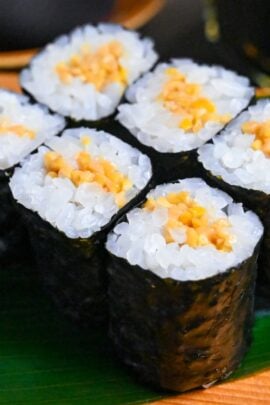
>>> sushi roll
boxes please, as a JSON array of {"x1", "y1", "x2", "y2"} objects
[
  {"x1": 0, "y1": 89, "x2": 65, "y2": 260},
  {"x1": 116, "y1": 59, "x2": 254, "y2": 182},
  {"x1": 20, "y1": 24, "x2": 158, "y2": 126},
  {"x1": 10, "y1": 127, "x2": 152, "y2": 324},
  {"x1": 198, "y1": 100, "x2": 270, "y2": 287},
  {"x1": 106, "y1": 178, "x2": 263, "y2": 392}
]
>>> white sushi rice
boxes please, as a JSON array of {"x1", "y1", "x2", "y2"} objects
[
  {"x1": 0, "y1": 90, "x2": 65, "y2": 170},
  {"x1": 117, "y1": 59, "x2": 254, "y2": 153},
  {"x1": 198, "y1": 100, "x2": 270, "y2": 194},
  {"x1": 10, "y1": 127, "x2": 152, "y2": 239},
  {"x1": 106, "y1": 178, "x2": 262, "y2": 281},
  {"x1": 20, "y1": 24, "x2": 158, "y2": 121}
]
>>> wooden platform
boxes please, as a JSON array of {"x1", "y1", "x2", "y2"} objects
[{"x1": 151, "y1": 370, "x2": 270, "y2": 404}]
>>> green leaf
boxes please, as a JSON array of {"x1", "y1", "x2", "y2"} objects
[{"x1": 1, "y1": 263, "x2": 270, "y2": 404}]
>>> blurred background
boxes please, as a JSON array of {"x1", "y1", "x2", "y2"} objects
[
  {"x1": 1, "y1": 0, "x2": 270, "y2": 88},
  {"x1": 142, "y1": 0, "x2": 270, "y2": 86},
  {"x1": 0, "y1": 0, "x2": 202, "y2": 55},
  {"x1": 143, "y1": 0, "x2": 208, "y2": 61}
]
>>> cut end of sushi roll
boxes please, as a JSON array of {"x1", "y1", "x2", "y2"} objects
[
  {"x1": 117, "y1": 59, "x2": 254, "y2": 153},
  {"x1": 10, "y1": 127, "x2": 152, "y2": 239},
  {"x1": 106, "y1": 178, "x2": 263, "y2": 280},
  {"x1": 198, "y1": 99, "x2": 270, "y2": 194},
  {"x1": 0, "y1": 89, "x2": 65, "y2": 170},
  {"x1": 20, "y1": 24, "x2": 158, "y2": 122}
]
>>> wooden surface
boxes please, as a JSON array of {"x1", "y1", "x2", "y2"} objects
[
  {"x1": 0, "y1": 0, "x2": 165, "y2": 70},
  {"x1": 150, "y1": 370, "x2": 270, "y2": 404},
  {"x1": 0, "y1": 72, "x2": 20, "y2": 92},
  {"x1": 110, "y1": 0, "x2": 165, "y2": 30},
  {"x1": 0, "y1": 48, "x2": 37, "y2": 70}
]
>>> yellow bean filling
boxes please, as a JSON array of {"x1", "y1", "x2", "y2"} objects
[
  {"x1": 159, "y1": 67, "x2": 231, "y2": 133},
  {"x1": 242, "y1": 120, "x2": 270, "y2": 157},
  {"x1": 55, "y1": 41, "x2": 127, "y2": 90},
  {"x1": 0, "y1": 117, "x2": 35, "y2": 139},
  {"x1": 144, "y1": 191, "x2": 233, "y2": 252},
  {"x1": 44, "y1": 143, "x2": 132, "y2": 207}
]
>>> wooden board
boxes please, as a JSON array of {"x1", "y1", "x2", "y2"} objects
[
  {"x1": 0, "y1": 72, "x2": 20, "y2": 92},
  {"x1": 151, "y1": 371, "x2": 270, "y2": 404},
  {"x1": 110, "y1": 0, "x2": 165, "y2": 30}
]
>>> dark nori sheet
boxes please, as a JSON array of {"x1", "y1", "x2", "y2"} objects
[
  {"x1": 108, "y1": 246, "x2": 259, "y2": 392},
  {"x1": 18, "y1": 204, "x2": 108, "y2": 326},
  {"x1": 0, "y1": 169, "x2": 29, "y2": 262},
  {"x1": 15, "y1": 174, "x2": 154, "y2": 326}
]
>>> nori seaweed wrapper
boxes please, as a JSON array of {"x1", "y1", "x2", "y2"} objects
[
  {"x1": 17, "y1": 203, "x2": 107, "y2": 326},
  {"x1": 198, "y1": 166, "x2": 270, "y2": 296},
  {"x1": 15, "y1": 176, "x2": 154, "y2": 326},
  {"x1": 0, "y1": 168, "x2": 29, "y2": 263},
  {"x1": 108, "y1": 246, "x2": 259, "y2": 392}
]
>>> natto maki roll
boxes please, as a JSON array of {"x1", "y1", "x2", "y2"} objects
[
  {"x1": 0, "y1": 89, "x2": 65, "y2": 260},
  {"x1": 117, "y1": 59, "x2": 254, "y2": 182},
  {"x1": 106, "y1": 178, "x2": 262, "y2": 392},
  {"x1": 10, "y1": 127, "x2": 152, "y2": 325},
  {"x1": 20, "y1": 24, "x2": 158, "y2": 126},
  {"x1": 198, "y1": 99, "x2": 270, "y2": 290}
]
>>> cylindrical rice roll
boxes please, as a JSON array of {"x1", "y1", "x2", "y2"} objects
[
  {"x1": 198, "y1": 100, "x2": 270, "y2": 291},
  {"x1": 116, "y1": 59, "x2": 254, "y2": 183},
  {"x1": 20, "y1": 23, "x2": 158, "y2": 127},
  {"x1": 106, "y1": 178, "x2": 263, "y2": 392},
  {"x1": 0, "y1": 89, "x2": 65, "y2": 261},
  {"x1": 10, "y1": 127, "x2": 153, "y2": 325}
]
